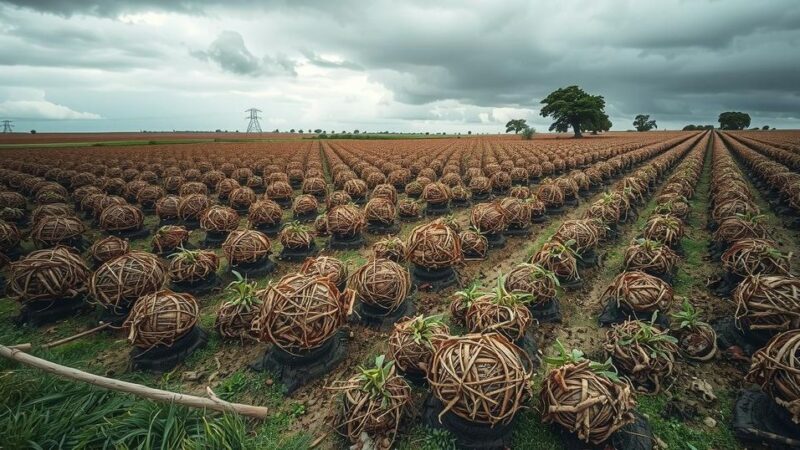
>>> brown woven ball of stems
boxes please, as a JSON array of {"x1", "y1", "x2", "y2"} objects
[
  {"x1": 746, "y1": 329, "x2": 800, "y2": 423},
  {"x1": 99, "y1": 204, "x2": 144, "y2": 232},
  {"x1": 499, "y1": 197, "x2": 532, "y2": 228},
  {"x1": 505, "y1": 263, "x2": 558, "y2": 306},
  {"x1": 327, "y1": 190, "x2": 352, "y2": 209},
  {"x1": 553, "y1": 220, "x2": 604, "y2": 254},
  {"x1": 313, "y1": 214, "x2": 328, "y2": 236},
  {"x1": 510, "y1": 186, "x2": 531, "y2": 200},
  {"x1": 405, "y1": 180, "x2": 424, "y2": 197},
  {"x1": 642, "y1": 214, "x2": 685, "y2": 247},
  {"x1": 712, "y1": 199, "x2": 759, "y2": 223},
  {"x1": 530, "y1": 242, "x2": 580, "y2": 282},
  {"x1": 31, "y1": 203, "x2": 72, "y2": 224},
  {"x1": 0, "y1": 219, "x2": 21, "y2": 253},
  {"x1": 215, "y1": 178, "x2": 240, "y2": 200},
  {"x1": 0, "y1": 207, "x2": 24, "y2": 222},
  {"x1": 155, "y1": 195, "x2": 180, "y2": 220},
  {"x1": 168, "y1": 249, "x2": 219, "y2": 283},
  {"x1": 326, "y1": 204, "x2": 366, "y2": 237},
  {"x1": 734, "y1": 275, "x2": 800, "y2": 334},
  {"x1": 302, "y1": 177, "x2": 328, "y2": 197},
  {"x1": 604, "y1": 320, "x2": 677, "y2": 393},
  {"x1": 253, "y1": 273, "x2": 352, "y2": 353},
  {"x1": 389, "y1": 315, "x2": 450, "y2": 375},
  {"x1": 351, "y1": 258, "x2": 411, "y2": 312},
  {"x1": 152, "y1": 225, "x2": 190, "y2": 253},
  {"x1": 406, "y1": 219, "x2": 463, "y2": 269},
  {"x1": 373, "y1": 237, "x2": 406, "y2": 263},
  {"x1": 540, "y1": 360, "x2": 636, "y2": 444},
  {"x1": 450, "y1": 184, "x2": 470, "y2": 202},
  {"x1": 428, "y1": 333, "x2": 533, "y2": 425},
  {"x1": 279, "y1": 223, "x2": 314, "y2": 249},
  {"x1": 721, "y1": 238, "x2": 791, "y2": 277},
  {"x1": 248, "y1": 199, "x2": 283, "y2": 227},
  {"x1": 300, "y1": 255, "x2": 348, "y2": 288},
  {"x1": 421, "y1": 182, "x2": 451, "y2": 205},
  {"x1": 0, "y1": 191, "x2": 26, "y2": 209},
  {"x1": 200, "y1": 205, "x2": 240, "y2": 233},
  {"x1": 292, "y1": 194, "x2": 318, "y2": 216},
  {"x1": 124, "y1": 290, "x2": 199, "y2": 349},
  {"x1": 372, "y1": 183, "x2": 398, "y2": 204},
  {"x1": 222, "y1": 229, "x2": 272, "y2": 265},
  {"x1": 604, "y1": 270, "x2": 673, "y2": 314},
  {"x1": 364, "y1": 197, "x2": 397, "y2": 225},
  {"x1": 90, "y1": 251, "x2": 167, "y2": 311},
  {"x1": 466, "y1": 295, "x2": 532, "y2": 341},
  {"x1": 228, "y1": 187, "x2": 256, "y2": 210},
  {"x1": 265, "y1": 181, "x2": 293, "y2": 201},
  {"x1": 459, "y1": 229, "x2": 488, "y2": 260},
  {"x1": 537, "y1": 182, "x2": 565, "y2": 208},
  {"x1": 343, "y1": 179, "x2": 368, "y2": 199},
  {"x1": 216, "y1": 298, "x2": 261, "y2": 341},
  {"x1": 623, "y1": 239, "x2": 679, "y2": 275},
  {"x1": 178, "y1": 194, "x2": 211, "y2": 222},
  {"x1": 88, "y1": 235, "x2": 130, "y2": 264},
  {"x1": 468, "y1": 176, "x2": 491, "y2": 195},
  {"x1": 30, "y1": 215, "x2": 86, "y2": 248},
  {"x1": 179, "y1": 181, "x2": 208, "y2": 197},
  {"x1": 329, "y1": 359, "x2": 412, "y2": 445},
  {"x1": 136, "y1": 185, "x2": 165, "y2": 209},
  {"x1": 90, "y1": 195, "x2": 127, "y2": 220},
  {"x1": 470, "y1": 202, "x2": 508, "y2": 234},
  {"x1": 713, "y1": 216, "x2": 768, "y2": 243},
  {"x1": 6, "y1": 246, "x2": 90, "y2": 303},
  {"x1": 397, "y1": 199, "x2": 420, "y2": 218}
]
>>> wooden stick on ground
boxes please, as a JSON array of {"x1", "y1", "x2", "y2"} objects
[
  {"x1": 0, "y1": 344, "x2": 269, "y2": 419},
  {"x1": 8, "y1": 322, "x2": 112, "y2": 353}
]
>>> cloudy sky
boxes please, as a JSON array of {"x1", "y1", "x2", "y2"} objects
[{"x1": 0, "y1": 0, "x2": 798, "y2": 133}]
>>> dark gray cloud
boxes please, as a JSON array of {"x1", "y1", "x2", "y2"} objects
[{"x1": 191, "y1": 30, "x2": 296, "y2": 76}]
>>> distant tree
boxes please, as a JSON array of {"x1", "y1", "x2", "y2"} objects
[
  {"x1": 30, "y1": 129, "x2": 37, "y2": 134},
  {"x1": 521, "y1": 127, "x2": 536, "y2": 140},
  {"x1": 505, "y1": 119, "x2": 528, "y2": 134},
  {"x1": 540, "y1": 85, "x2": 606, "y2": 138},
  {"x1": 314, "y1": 129, "x2": 322, "y2": 133},
  {"x1": 633, "y1": 114, "x2": 657, "y2": 132},
  {"x1": 298, "y1": 129, "x2": 304, "y2": 133},
  {"x1": 718, "y1": 112, "x2": 751, "y2": 130},
  {"x1": 273, "y1": 128, "x2": 280, "y2": 133},
  {"x1": 290, "y1": 129, "x2": 296, "y2": 133},
  {"x1": 588, "y1": 114, "x2": 612, "y2": 135},
  {"x1": 467, "y1": 130, "x2": 472, "y2": 135},
  {"x1": 682, "y1": 125, "x2": 697, "y2": 131},
  {"x1": 762, "y1": 125, "x2": 770, "y2": 130},
  {"x1": 353, "y1": 129, "x2": 360, "y2": 134}
]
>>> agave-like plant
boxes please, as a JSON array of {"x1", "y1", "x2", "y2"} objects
[
  {"x1": 670, "y1": 298, "x2": 717, "y2": 361},
  {"x1": 215, "y1": 270, "x2": 262, "y2": 340},
  {"x1": 465, "y1": 275, "x2": 534, "y2": 341},
  {"x1": 449, "y1": 283, "x2": 482, "y2": 326}
]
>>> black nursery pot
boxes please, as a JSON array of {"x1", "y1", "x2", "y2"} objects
[
  {"x1": 366, "y1": 220, "x2": 400, "y2": 235},
  {"x1": 422, "y1": 394, "x2": 516, "y2": 450},
  {"x1": 15, "y1": 296, "x2": 88, "y2": 327},
  {"x1": 352, "y1": 288, "x2": 417, "y2": 331},
  {"x1": 253, "y1": 222, "x2": 282, "y2": 237},
  {"x1": 484, "y1": 231, "x2": 506, "y2": 249},
  {"x1": 170, "y1": 273, "x2": 222, "y2": 297},
  {"x1": 410, "y1": 264, "x2": 458, "y2": 292},
  {"x1": 129, "y1": 326, "x2": 208, "y2": 373},
  {"x1": 328, "y1": 232, "x2": 365, "y2": 250},
  {"x1": 424, "y1": 202, "x2": 451, "y2": 217},
  {"x1": 228, "y1": 257, "x2": 277, "y2": 278},
  {"x1": 279, "y1": 241, "x2": 319, "y2": 262},
  {"x1": 202, "y1": 230, "x2": 230, "y2": 248},
  {"x1": 250, "y1": 329, "x2": 348, "y2": 394}
]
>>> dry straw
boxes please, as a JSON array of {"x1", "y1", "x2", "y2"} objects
[{"x1": 124, "y1": 290, "x2": 199, "y2": 349}]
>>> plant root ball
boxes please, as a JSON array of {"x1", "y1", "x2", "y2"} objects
[
  {"x1": 351, "y1": 258, "x2": 411, "y2": 312},
  {"x1": 406, "y1": 219, "x2": 462, "y2": 269},
  {"x1": 168, "y1": 249, "x2": 219, "y2": 283},
  {"x1": 746, "y1": 329, "x2": 800, "y2": 423},
  {"x1": 388, "y1": 315, "x2": 450, "y2": 375},
  {"x1": 623, "y1": 239, "x2": 679, "y2": 276},
  {"x1": 300, "y1": 256, "x2": 348, "y2": 289},
  {"x1": 642, "y1": 214, "x2": 685, "y2": 247},
  {"x1": 504, "y1": 263, "x2": 558, "y2": 306},
  {"x1": 540, "y1": 360, "x2": 636, "y2": 444},
  {"x1": 200, "y1": 205, "x2": 240, "y2": 232},
  {"x1": 470, "y1": 201, "x2": 507, "y2": 234},
  {"x1": 603, "y1": 270, "x2": 673, "y2": 314},
  {"x1": 124, "y1": 290, "x2": 199, "y2": 349},
  {"x1": 178, "y1": 194, "x2": 211, "y2": 222},
  {"x1": 90, "y1": 251, "x2": 167, "y2": 312},
  {"x1": 30, "y1": 215, "x2": 86, "y2": 248},
  {"x1": 326, "y1": 204, "x2": 366, "y2": 238},
  {"x1": 248, "y1": 199, "x2": 283, "y2": 227},
  {"x1": 99, "y1": 204, "x2": 144, "y2": 232},
  {"x1": 372, "y1": 237, "x2": 406, "y2": 263},
  {"x1": 152, "y1": 225, "x2": 190, "y2": 253},
  {"x1": 253, "y1": 274, "x2": 352, "y2": 353},
  {"x1": 428, "y1": 333, "x2": 532, "y2": 425},
  {"x1": 222, "y1": 229, "x2": 272, "y2": 265},
  {"x1": 734, "y1": 275, "x2": 800, "y2": 334},
  {"x1": 466, "y1": 295, "x2": 532, "y2": 341},
  {"x1": 7, "y1": 246, "x2": 90, "y2": 303},
  {"x1": 364, "y1": 197, "x2": 396, "y2": 224},
  {"x1": 88, "y1": 235, "x2": 130, "y2": 265},
  {"x1": 0, "y1": 219, "x2": 21, "y2": 253},
  {"x1": 721, "y1": 238, "x2": 791, "y2": 277},
  {"x1": 603, "y1": 320, "x2": 678, "y2": 394},
  {"x1": 459, "y1": 230, "x2": 488, "y2": 260}
]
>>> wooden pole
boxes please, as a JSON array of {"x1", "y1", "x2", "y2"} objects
[{"x1": 0, "y1": 344, "x2": 269, "y2": 419}]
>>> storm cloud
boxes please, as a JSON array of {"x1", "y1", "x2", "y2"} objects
[{"x1": 0, "y1": 0, "x2": 797, "y2": 132}]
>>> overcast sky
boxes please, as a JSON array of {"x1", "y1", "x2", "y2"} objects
[{"x1": 0, "y1": 0, "x2": 798, "y2": 133}]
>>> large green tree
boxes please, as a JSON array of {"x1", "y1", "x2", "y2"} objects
[
  {"x1": 539, "y1": 85, "x2": 606, "y2": 138},
  {"x1": 633, "y1": 114, "x2": 657, "y2": 132},
  {"x1": 505, "y1": 119, "x2": 528, "y2": 134},
  {"x1": 718, "y1": 112, "x2": 751, "y2": 130}
]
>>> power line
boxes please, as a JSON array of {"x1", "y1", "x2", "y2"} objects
[
  {"x1": 1, "y1": 120, "x2": 13, "y2": 133},
  {"x1": 245, "y1": 108, "x2": 262, "y2": 133}
]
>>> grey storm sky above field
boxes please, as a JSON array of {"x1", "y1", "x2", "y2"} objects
[{"x1": 0, "y1": 0, "x2": 798, "y2": 132}]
